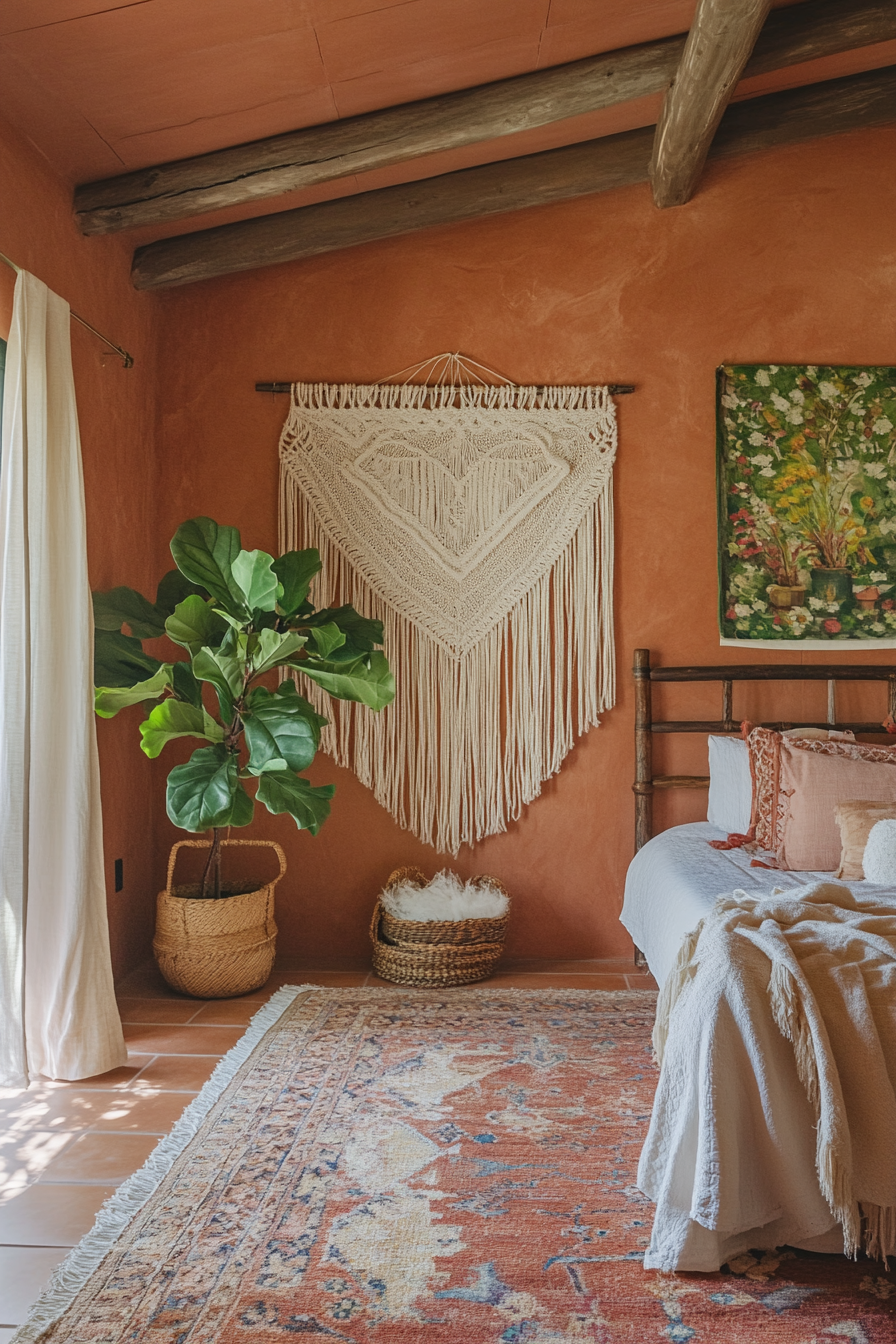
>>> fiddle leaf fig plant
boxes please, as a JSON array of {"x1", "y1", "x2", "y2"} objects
[{"x1": 94, "y1": 517, "x2": 395, "y2": 896}]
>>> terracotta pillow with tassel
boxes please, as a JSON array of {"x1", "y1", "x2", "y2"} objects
[{"x1": 746, "y1": 726, "x2": 896, "y2": 870}]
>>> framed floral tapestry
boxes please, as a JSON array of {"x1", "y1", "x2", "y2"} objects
[{"x1": 718, "y1": 363, "x2": 896, "y2": 648}]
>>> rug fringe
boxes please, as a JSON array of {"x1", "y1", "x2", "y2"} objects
[{"x1": 11, "y1": 984, "x2": 308, "y2": 1344}]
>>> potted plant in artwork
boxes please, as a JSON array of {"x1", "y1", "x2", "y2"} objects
[
  {"x1": 93, "y1": 517, "x2": 394, "y2": 997},
  {"x1": 719, "y1": 365, "x2": 896, "y2": 642},
  {"x1": 803, "y1": 461, "x2": 862, "y2": 607},
  {"x1": 729, "y1": 503, "x2": 809, "y2": 609}
]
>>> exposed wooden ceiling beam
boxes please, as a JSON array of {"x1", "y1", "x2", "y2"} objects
[
  {"x1": 130, "y1": 66, "x2": 896, "y2": 292},
  {"x1": 649, "y1": 0, "x2": 774, "y2": 209},
  {"x1": 77, "y1": 0, "x2": 896, "y2": 236}
]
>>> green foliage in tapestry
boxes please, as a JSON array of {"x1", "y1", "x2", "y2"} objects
[{"x1": 717, "y1": 365, "x2": 896, "y2": 642}]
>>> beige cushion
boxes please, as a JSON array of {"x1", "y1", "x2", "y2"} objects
[
  {"x1": 776, "y1": 744, "x2": 896, "y2": 871},
  {"x1": 835, "y1": 800, "x2": 896, "y2": 879}
]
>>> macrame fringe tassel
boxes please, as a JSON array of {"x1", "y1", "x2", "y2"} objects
[
  {"x1": 11, "y1": 986, "x2": 307, "y2": 1344},
  {"x1": 281, "y1": 473, "x2": 614, "y2": 856}
]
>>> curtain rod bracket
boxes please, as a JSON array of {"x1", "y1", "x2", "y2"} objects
[{"x1": 0, "y1": 250, "x2": 134, "y2": 369}]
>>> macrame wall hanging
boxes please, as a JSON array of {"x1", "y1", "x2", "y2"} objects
[{"x1": 278, "y1": 353, "x2": 617, "y2": 855}]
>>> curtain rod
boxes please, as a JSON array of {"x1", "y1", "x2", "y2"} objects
[
  {"x1": 0, "y1": 251, "x2": 134, "y2": 369},
  {"x1": 256, "y1": 381, "x2": 635, "y2": 395}
]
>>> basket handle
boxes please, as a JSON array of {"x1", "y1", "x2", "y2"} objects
[{"x1": 166, "y1": 838, "x2": 288, "y2": 897}]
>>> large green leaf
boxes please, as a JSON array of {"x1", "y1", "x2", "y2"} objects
[
  {"x1": 307, "y1": 622, "x2": 345, "y2": 659},
  {"x1": 171, "y1": 660, "x2": 203, "y2": 708},
  {"x1": 166, "y1": 743, "x2": 254, "y2": 831},
  {"x1": 170, "y1": 518, "x2": 244, "y2": 613},
  {"x1": 273, "y1": 549, "x2": 321, "y2": 616},
  {"x1": 139, "y1": 700, "x2": 223, "y2": 759},
  {"x1": 308, "y1": 605, "x2": 384, "y2": 654},
  {"x1": 95, "y1": 664, "x2": 171, "y2": 718},
  {"x1": 297, "y1": 606, "x2": 384, "y2": 663},
  {"x1": 296, "y1": 650, "x2": 395, "y2": 710},
  {"x1": 192, "y1": 645, "x2": 245, "y2": 720},
  {"x1": 94, "y1": 628, "x2": 164, "y2": 688},
  {"x1": 243, "y1": 682, "x2": 326, "y2": 775},
  {"x1": 165, "y1": 595, "x2": 228, "y2": 656},
  {"x1": 250, "y1": 629, "x2": 307, "y2": 677},
  {"x1": 92, "y1": 586, "x2": 166, "y2": 639},
  {"x1": 256, "y1": 770, "x2": 334, "y2": 834},
  {"x1": 156, "y1": 568, "x2": 206, "y2": 615},
  {"x1": 231, "y1": 549, "x2": 279, "y2": 613}
]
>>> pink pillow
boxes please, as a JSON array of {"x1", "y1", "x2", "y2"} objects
[
  {"x1": 777, "y1": 740, "x2": 896, "y2": 871},
  {"x1": 745, "y1": 725, "x2": 896, "y2": 857}
]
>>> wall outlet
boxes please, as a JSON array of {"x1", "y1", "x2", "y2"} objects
[{"x1": 114, "y1": 858, "x2": 123, "y2": 892}]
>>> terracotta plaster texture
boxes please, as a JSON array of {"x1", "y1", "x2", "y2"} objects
[{"x1": 150, "y1": 126, "x2": 896, "y2": 964}]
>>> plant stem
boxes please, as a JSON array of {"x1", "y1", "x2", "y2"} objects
[{"x1": 200, "y1": 827, "x2": 222, "y2": 899}]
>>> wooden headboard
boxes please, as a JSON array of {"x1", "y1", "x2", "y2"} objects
[{"x1": 632, "y1": 648, "x2": 896, "y2": 851}]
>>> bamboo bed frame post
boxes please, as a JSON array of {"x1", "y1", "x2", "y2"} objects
[{"x1": 633, "y1": 648, "x2": 653, "y2": 852}]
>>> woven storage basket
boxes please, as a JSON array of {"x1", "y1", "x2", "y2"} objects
[
  {"x1": 153, "y1": 839, "x2": 285, "y2": 999},
  {"x1": 370, "y1": 865, "x2": 509, "y2": 987}
]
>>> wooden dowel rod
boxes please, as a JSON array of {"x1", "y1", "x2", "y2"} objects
[
  {"x1": 255, "y1": 380, "x2": 636, "y2": 395},
  {"x1": 652, "y1": 775, "x2": 710, "y2": 789}
]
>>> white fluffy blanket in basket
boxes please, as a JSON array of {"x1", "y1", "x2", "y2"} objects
[
  {"x1": 382, "y1": 870, "x2": 508, "y2": 921},
  {"x1": 640, "y1": 881, "x2": 896, "y2": 1271}
]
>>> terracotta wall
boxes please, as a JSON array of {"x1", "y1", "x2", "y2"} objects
[
  {"x1": 151, "y1": 125, "x2": 896, "y2": 965},
  {"x1": 0, "y1": 111, "x2": 161, "y2": 979}
]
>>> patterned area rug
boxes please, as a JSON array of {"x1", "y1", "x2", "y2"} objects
[{"x1": 16, "y1": 987, "x2": 896, "y2": 1343}]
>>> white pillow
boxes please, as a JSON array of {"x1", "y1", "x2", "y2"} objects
[
  {"x1": 707, "y1": 735, "x2": 752, "y2": 834},
  {"x1": 862, "y1": 819, "x2": 896, "y2": 884}
]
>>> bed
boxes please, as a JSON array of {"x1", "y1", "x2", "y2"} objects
[{"x1": 619, "y1": 650, "x2": 896, "y2": 1271}]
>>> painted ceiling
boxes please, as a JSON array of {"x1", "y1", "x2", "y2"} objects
[{"x1": 1, "y1": 0, "x2": 894, "y2": 244}]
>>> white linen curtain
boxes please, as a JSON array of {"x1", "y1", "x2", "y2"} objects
[{"x1": 0, "y1": 271, "x2": 126, "y2": 1085}]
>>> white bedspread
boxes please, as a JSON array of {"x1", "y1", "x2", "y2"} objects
[
  {"x1": 622, "y1": 827, "x2": 896, "y2": 1271},
  {"x1": 619, "y1": 821, "x2": 872, "y2": 987}
]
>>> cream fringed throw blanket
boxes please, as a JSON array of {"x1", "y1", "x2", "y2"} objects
[
  {"x1": 279, "y1": 379, "x2": 617, "y2": 854},
  {"x1": 643, "y1": 882, "x2": 896, "y2": 1271}
]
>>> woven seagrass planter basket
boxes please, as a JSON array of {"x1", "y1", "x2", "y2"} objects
[
  {"x1": 370, "y1": 865, "x2": 509, "y2": 987},
  {"x1": 153, "y1": 839, "x2": 286, "y2": 999}
]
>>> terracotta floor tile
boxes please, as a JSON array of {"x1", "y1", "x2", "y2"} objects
[
  {"x1": 121, "y1": 1023, "x2": 245, "y2": 1055},
  {"x1": 0, "y1": 1245, "x2": 67, "y2": 1325},
  {"x1": 0, "y1": 1182, "x2": 116, "y2": 1246},
  {"x1": 275, "y1": 959, "x2": 370, "y2": 973},
  {"x1": 39, "y1": 1131, "x2": 159, "y2": 1184},
  {"x1": 235, "y1": 974, "x2": 315, "y2": 1000},
  {"x1": 132, "y1": 1055, "x2": 218, "y2": 1092},
  {"x1": 116, "y1": 997, "x2": 201, "y2": 1024},
  {"x1": 50, "y1": 1058, "x2": 155, "y2": 1090},
  {"x1": 114, "y1": 962, "x2": 189, "y2": 1000},
  {"x1": 0, "y1": 1089, "x2": 117, "y2": 1134},
  {"x1": 502, "y1": 958, "x2": 638, "y2": 973},
  {"x1": 0, "y1": 1132, "x2": 76, "y2": 1200},
  {"x1": 188, "y1": 999, "x2": 260, "y2": 1025},
  {"x1": 83, "y1": 1091, "x2": 193, "y2": 1134},
  {"x1": 0, "y1": 1085, "x2": 190, "y2": 1134},
  {"x1": 626, "y1": 973, "x2": 658, "y2": 990}
]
